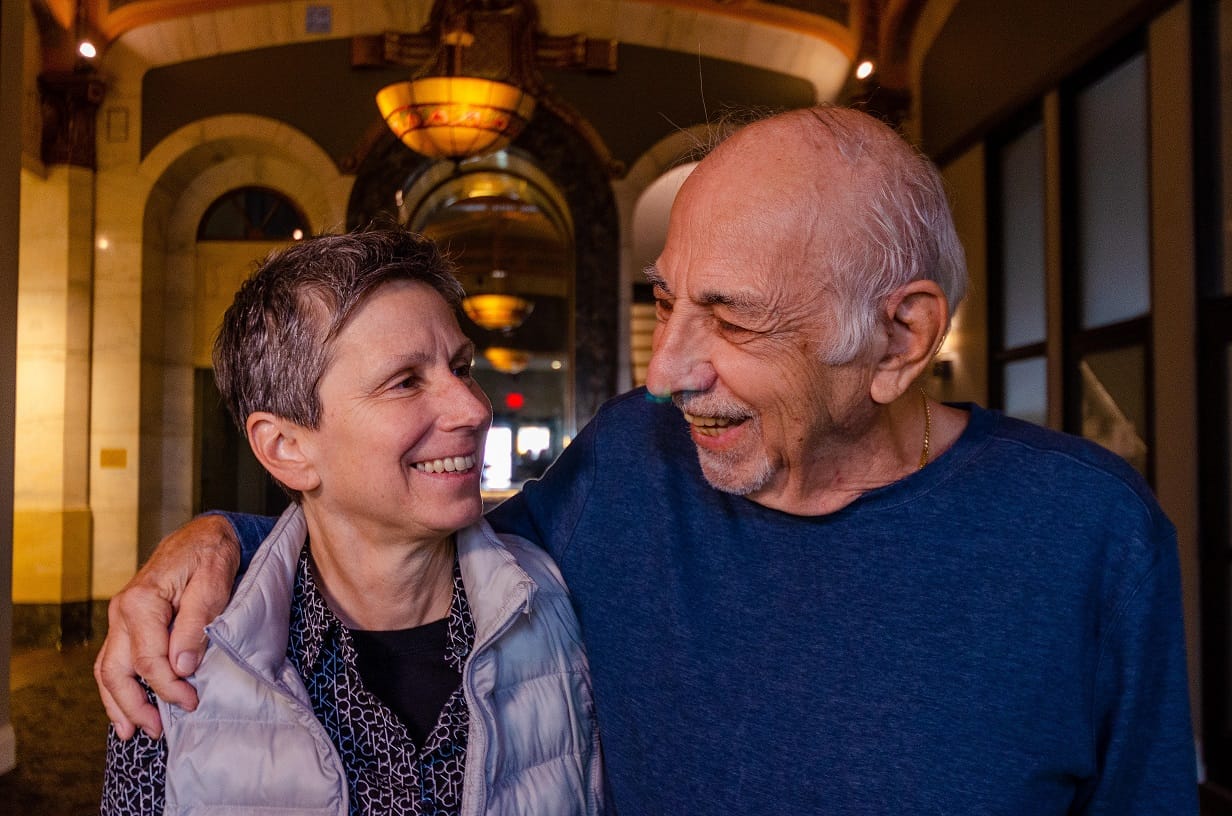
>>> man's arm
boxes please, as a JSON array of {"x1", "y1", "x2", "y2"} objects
[
  {"x1": 486, "y1": 404, "x2": 601, "y2": 562},
  {"x1": 93, "y1": 512, "x2": 275, "y2": 739},
  {"x1": 1075, "y1": 530, "x2": 1198, "y2": 813}
]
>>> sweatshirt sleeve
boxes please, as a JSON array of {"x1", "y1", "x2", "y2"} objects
[
  {"x1": 204, "y1": 511, "x2": 278, "y2": 575},
  {"x1": 1075, "y1": 525, "x2": 1198, "y2": 814},
  {"x1": 486, "y1": 406, "x2": 600, "y2": 564}
]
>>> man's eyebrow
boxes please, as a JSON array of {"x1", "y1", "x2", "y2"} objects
[
  {"x1": 643, "y1": 264, "x2": 668, "y2": 293},
  {"x1": 698, "y1": 290, "x2": 762, "y2": 313},
  {"x1": 643, "y1": 265, "x2": 762, "y2": 312}
]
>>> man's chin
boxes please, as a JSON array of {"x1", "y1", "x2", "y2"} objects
[{"x1": 696, "y1": 449, "x2": 773, "y2": 497}]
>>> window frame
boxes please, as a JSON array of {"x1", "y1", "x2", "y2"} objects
[
  {"x1": 1058, "y1": 35, "x2": 1156, "y2": 482},
  {"x1": 986, "y1": 103, "x2": 1048, "y2": 419}
]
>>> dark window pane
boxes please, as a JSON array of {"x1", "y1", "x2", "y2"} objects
[
  {"x1": 198, "y1": 187, "x2": 307, "y2": 241},
  {"x1": 1003, "y1": 356, "x2": 1047, "y2": 426},
  {"x1": 1000, "y1": 123, "x2": 1047, "y2": 348},
  {"x1": 1076, "y1": 53, "x2": 1151, "y2": 328}
]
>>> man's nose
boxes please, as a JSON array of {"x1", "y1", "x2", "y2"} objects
[{"x1": 645, "y1": 314, "x2": 716, "y2": 398}]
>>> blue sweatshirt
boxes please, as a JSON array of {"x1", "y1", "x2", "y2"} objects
[{"x1": 231, "y1": 392, "x2": 1197, "y2": 814}]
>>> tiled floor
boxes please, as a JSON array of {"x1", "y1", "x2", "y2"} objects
[{"x1": 1, "y1": 642, "x2": 109, "y2": 815}]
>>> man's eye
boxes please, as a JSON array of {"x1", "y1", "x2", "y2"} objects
[
  {"x1": 452, "y1": 362, "x2": 473, "y2": 378},
  {"x1": 654, "y1": 298, "x2": 673, "y2": 319},
  {"x1": 717, "y1": 319, "x2": 755, "y2": 338},
  {"x1": 395, "y1": 375, "x2": 420, "y2": 389}
]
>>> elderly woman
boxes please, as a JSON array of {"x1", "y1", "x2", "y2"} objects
[{"x1": 100, "y1": 226, "x2": 605, "y2": 816}]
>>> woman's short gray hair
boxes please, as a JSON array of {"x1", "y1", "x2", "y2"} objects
[{"x1": 212, "y1": 225, "x2": 463, "y2": 437}]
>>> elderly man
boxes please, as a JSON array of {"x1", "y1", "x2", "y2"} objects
[{"x1": 97, "y1": 107, "x2": 1197, "y2": 814}]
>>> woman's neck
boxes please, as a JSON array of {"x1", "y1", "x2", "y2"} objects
[{"x1": 301, "y1": 515, "x2": 457, "y2": 631}]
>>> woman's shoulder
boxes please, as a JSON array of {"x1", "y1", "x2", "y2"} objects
[{"x1": 460, "y1": 518, "x2": 569, "y2": 595}]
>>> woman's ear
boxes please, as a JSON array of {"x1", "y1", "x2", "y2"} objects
[
  {"x1": 246, "y1": 412, "x2": 320, "y2": 493},
  {"x1": 869, "y1": 280, "x2": 949, "y2": 405}
]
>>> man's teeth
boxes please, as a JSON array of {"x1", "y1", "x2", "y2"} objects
[
  {"x1": 414, "y1": 455, "x2": 476, "y2": 474},
  {"x1": 684, "y1": 413, "x2": 735, "y2": 428},
  {"x1": 683, "y1": 413, "x2": 740, "y2": 436}
]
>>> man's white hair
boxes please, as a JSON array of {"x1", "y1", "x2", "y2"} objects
[{"x1": 799, "y1": 107, "x2": 968, "y2": 364}]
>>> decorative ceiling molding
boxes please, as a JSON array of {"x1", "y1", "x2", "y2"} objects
[
  {"x1": 36, "y1": 0, "x2": 862, "y2": 99},
  {"x1": 34, "y1": 0, "x2": 935, "y2": 130}
]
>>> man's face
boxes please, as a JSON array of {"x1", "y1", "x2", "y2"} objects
[
  {"x1": 298, "y1": 279, "x2": 491, "y2": 544},
  {"x1": 644, "y1": 131, "x2": 877, "y2": 513}
]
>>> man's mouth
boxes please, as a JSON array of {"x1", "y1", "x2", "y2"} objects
[
  {"x1": 683, "y1": 412, "x2": 746, "y2": 437},
  {"x1": 413, "y1": 454, "x2": 477, "y2": 474}
]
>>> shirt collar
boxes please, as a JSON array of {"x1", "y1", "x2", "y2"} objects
[{"x1": 289, "y1": 541, "x2": 475, "y2": 674}]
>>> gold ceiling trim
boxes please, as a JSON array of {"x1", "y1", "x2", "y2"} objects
[
  {"x1": 76, "y1": 0, "x2": 859, "y2": 58},
  {"x1": 643, "y1": 0, "x2": 857, "y2": 58},
  {"x1": 93, "y1": 0, "x2": 273, "y2": 41}
]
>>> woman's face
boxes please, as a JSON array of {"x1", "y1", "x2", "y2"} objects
[{"x1": 296, "y1": 279, "x2": 492, "y2": 545}]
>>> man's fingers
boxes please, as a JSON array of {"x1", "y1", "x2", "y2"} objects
[
  {"x1": 95, "y1": 658, "x2": 163, "y2": 740},
  {"x1": 92, "y1": 513, "x2": 241, "y2": 738},
  {"x1": 93, "y1": 617, "x2": 168, "y2": 740},
  {"x1": 94, "y1": 641, "x2": 137, "y2": 740},
  {"x1": 115, "y1": 586, "x2": 200, "y2": 714},
  {"x1": 167, "y1": 518, "x2": 239, "y2": 677}
]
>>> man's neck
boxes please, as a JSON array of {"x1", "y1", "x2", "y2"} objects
[{"x1": 746, "y1": 397, "x2": 969, "y2": 517}]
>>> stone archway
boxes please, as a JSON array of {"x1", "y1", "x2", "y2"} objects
[
  {"x1": 132, "y1": 116, "x2": 349, "y2": 563},
  {"x1": 348, "y1": 104, "x2": 619, "y2": 428}
]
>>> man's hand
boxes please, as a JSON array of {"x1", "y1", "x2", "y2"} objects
[{"x1": 93, "y1": 514, "x2": 241, "y2": 740}]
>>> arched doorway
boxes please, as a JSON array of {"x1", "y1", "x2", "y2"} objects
[
  {"x1": 402, "y1": 158, "x2": 574, "y2": 494},
  {"x1": 347, "y1": 105, "x2": 620, "y2": 496}
]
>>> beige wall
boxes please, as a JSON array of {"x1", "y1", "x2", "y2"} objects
[
  {"x1": 193, "y1": 242, "x2": 290, "y2": 369},
  {"x1": 1148, "y1": 1, "x2": 1202, "y2": 736},
  {"x1": 1, "y1": 0, "x2": 26, "y2": 775},
  {"x1": 933, "y1": 144, "x2": 987, "y2": 406},
  {"x1": 13, "y1": 165, "x2": 95, "y2": 604}
]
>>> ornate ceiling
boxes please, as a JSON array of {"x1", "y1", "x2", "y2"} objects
[{"x1": 32, "y1": 0, "x2": 929, "y2": 99}]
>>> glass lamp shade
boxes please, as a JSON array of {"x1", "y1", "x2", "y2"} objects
[
  {"x1": 376, "y1": 76, "x2": 536, "y2": 159},
  {"x1": 462, "y1": 293, "x2": 534, "y2": 331},
  {"x1": 484, "y1": 346, "x2": 532, "y2": 375}
]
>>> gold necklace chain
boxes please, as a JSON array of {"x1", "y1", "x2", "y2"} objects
[{"x1": 918, "y1": 387, "x2": 931, "y2": 470}]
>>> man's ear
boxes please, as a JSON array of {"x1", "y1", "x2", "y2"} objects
[
  {"x1": 869, "y1": 279, "x2": 949, "y2": 405},
  {"x1": 246, "y1": 412, "x2": 321, "y2": 493}
]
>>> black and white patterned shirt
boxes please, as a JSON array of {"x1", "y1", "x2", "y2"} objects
[{"x1": 101, "y1": 544, "x2": 476, "y2": 816}]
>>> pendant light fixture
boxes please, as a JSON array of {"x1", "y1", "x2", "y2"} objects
[{"x1": 375, "y1": 0, "x2": 538, "y2": 160}]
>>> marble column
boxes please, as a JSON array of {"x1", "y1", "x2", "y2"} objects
[{"x1": 0, "y1": 0, "x2": 26, "y2": 776}]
